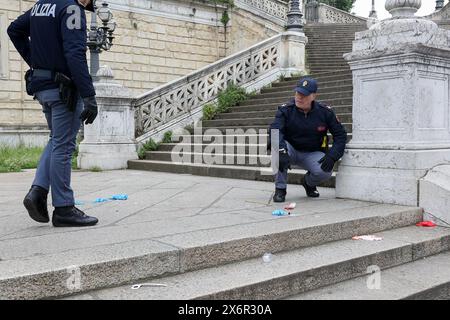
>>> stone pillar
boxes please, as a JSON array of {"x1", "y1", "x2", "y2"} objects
[
  {"x1": 336, "y1": 0, "x2": 450, "y2": 206},
  {"x1": 78, "y1": 65, "x2": 138, "y2": 170},
  {"x1": 281, "y1": 31, "x2": 308, "y2": 75},
  {"x1": 369, "y1": 0, "x2": 378, "y2": 18}
]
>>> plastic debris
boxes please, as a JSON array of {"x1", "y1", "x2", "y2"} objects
[
  {"x1": 272, "y1": 209, "x2": 289, "y2": 216},
  {"x1": 284, "y1": 202, "x2": 296, "y2": 210},
  {"x1": 262, "y1": 252, "x2": 273, "y2": 263},
  {"x1": 131, "y1": 283, "x2": 167, "y2": 290},
  {"x1": 352, "y1": 235, "x2": 383, "y2": 241},
  {"x1": 416, "y1": 221, "x2": 437, "y2": 227},
  {"x1": 74, "y1": 200, "x2": 84, "y2": 206},
  {"x1": 94, "y1": 198, "x2": 109, "y2": 203},
  {"x1": 110, "y1": 194, "x2": 128, "y2": 200}
]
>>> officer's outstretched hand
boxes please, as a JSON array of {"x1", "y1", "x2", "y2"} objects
[
  {"x1": 80, "y1": 96, "x2": 98, "y2": 125},
  {"x1": 318, "y1": 154, "x2": 335, "y2": 172},
  {"x1": 279, "y1": 150, "x2": 291, "y2": 172}
]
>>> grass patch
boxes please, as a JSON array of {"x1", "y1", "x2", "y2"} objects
[
  {"x1": 0, "y1": 145, "x2": 44, "y2": 173},
  {"x1": 89, "y1": 166, "x2": 102, "y2": 172}
]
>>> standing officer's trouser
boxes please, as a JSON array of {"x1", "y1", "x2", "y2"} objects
[
  {"x1": 275, "y1": 142, "x2": 332, "y2": 189},
  {"x1": 33, "y1": 88, "x2": 83, "y2": 207}
]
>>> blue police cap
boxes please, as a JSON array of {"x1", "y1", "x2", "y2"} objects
[{"x1": 294, "y1": 77, "x2": 318, "y2": 96}]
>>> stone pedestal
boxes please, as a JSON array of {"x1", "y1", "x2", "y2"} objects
[
  {"x1": 281, "y1": 30, "x2": 308, "y2": 75},
  {"x1": 78, "y1": 66, "x2": 137, "y2": 170},
  {"x1": 336, "y1": 1, "x2": 450, "y2": 206}
]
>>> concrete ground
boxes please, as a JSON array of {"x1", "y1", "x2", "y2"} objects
[{"x1": 0, "y1": 168, "x2": 422, "y2": 299}]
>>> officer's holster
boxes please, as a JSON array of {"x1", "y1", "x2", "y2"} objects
[
  {"x1": 54, "y1": 72, "x2": 78, "y2": 112},
  {"x1": 33, "y1": 69, "x2": 78, "y2": 112}
]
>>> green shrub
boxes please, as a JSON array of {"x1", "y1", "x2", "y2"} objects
[
  {"x1": 162, "y1": 131, "x2": 173, "y2": 144},
  {"x1": 217, "y1": 84, "x2": 248, "y2": 113},
  {"x1": 202, "y1": 103, "x2": 217, "y2": 120},
  {"x1": 138, "y1": 138, "x2": 160, "y2": 159}
]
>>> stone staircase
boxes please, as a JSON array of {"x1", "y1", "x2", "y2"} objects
[
  {"x1": 63, "y1": 204, "x2": 450, "y2": 300},
  {"x1": 128, "y1": 24, "x2": 366, "y2": 187}
]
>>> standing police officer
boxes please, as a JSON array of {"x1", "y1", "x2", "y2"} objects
[
  {"x1": 8, "y1": 0, "x2": 99, "y2": 227},
  {"x1": 270, "y1": 77, "x2": 347, "y2": 202}
]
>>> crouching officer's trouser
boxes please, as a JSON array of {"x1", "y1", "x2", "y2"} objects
[
  {"x1": 274, "y1": 141, "x2": 332, "y2": 189},
  {"x1": 32, "y1": 88, "x2": 83, "y2": 207}
]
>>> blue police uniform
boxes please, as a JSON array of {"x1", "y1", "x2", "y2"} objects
[
  {"x1": 270, "y1": 78, "x2": 347, "y2": 199},
  {"x1": 8, "y1": 0, "x2": 98, "y2": 227}
]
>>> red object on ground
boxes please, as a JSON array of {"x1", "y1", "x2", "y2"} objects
[{"x1": 416, "y1": 221, "x2": 437, "y2": 227}]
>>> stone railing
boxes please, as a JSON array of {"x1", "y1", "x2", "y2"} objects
[
  {"x1": 235, "y1": 0, "x2": 289, "y2": 25},
  {"x1": 133, "y1": 31, "x2": 306, "y2": 142},
  {"x1": 318, "y1": 3, "x2": 367, "y2": 24}
]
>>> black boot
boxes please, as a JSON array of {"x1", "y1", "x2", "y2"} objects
[
  {"x1": 52, "y1": 206, "x2": 98, "y2": 227},
  {"x1": 23, "y1": 185, "x2": 49, "y2": 223},
  {"x1": 301, "y1": 175, "x2": 320, "y2": 198},
  {"x1": 273, "y1": 188, "x2": 287, "y2": 203}
]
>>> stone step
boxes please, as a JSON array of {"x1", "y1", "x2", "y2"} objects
[
  {"x1": 201, "y1": 119, "x2": 352, "y2": 132},
  {"x1": 229, "y1": 104, "x2": 353, "y2": 114},
  {"x1": 4, "y1": 184, "x2": 423, "y2": 300},
  {"x1": 171, "y1": 132, "x2": 353, "y2": 145},
  {"x1": 128, "y1": 160, "x2": 336, "y2": 186},
  {"x1": 250, "y1": 87, "x2": 353, "y2": 100},
  {"x1": 307, "y1": 62, "x2": 349, "y2": 67},
  {"x1": 214, "y1": 111, "x2": 352, "y2": 122},
  {"x1": 287, "y1": 251, "x2": 450, "y2": 300},
  {"x1": 145, "y1": 151, "x2": 272, "y2": 167},
  {"x1": 157, "y1": 143, "x2": 266, "y2": 153},
  {"x1": 240, "y1": 94, "x2": 353, "y2": 107},
  {"x1": 306, "y1": 46, "x2": 352, "y2": 50},
  {"x1": 263, "y1": 82, "x2": 353, "y2": 94},
  {"x1": 309, "y1": 69, "x2": 351, "y2": 75},
  {"x1": 64, "y1": 225, "x2": 450, "y2": 300},
  {"x1": 306, "y1": 55, "x2": 348, "y2": 60},
  {"x1": 144, "y1": 150, "x2": 343, "y2": 172},
  {"x1": 274, "y1": 74, "x2": 352, "y2": 87}
]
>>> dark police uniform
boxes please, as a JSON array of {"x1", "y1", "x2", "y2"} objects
[
  {"x1": 8, "y1": 0, "x2": 98, "y2": 227},
  {"x1": 270, "y1": 86, "x2": 347, "y2": 197}
]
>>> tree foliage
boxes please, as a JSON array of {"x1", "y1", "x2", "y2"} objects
[{"x1": 320, "y1": 0, "x2": 355, "y2": 13}]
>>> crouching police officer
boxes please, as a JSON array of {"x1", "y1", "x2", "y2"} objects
[
  {"x1": 270, "y1": 77, "x2": 347, "y2": 202},
  {"x1": 8, "y1": 0, "x2": 99, "y2": 227}
]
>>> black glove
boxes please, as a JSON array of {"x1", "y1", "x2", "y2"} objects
[
  {"x1": 278, "y1": 149, "x2": 291, "y2": 172},
  {"x1": 80, "y1": 96, "x2": 98, "y2": 125},
  {"x1": 318, "y1": 154, "x2": 335, "y2": 172}
]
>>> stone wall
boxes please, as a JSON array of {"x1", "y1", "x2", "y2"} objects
[
  {"x1": 0, "y1": 0, "x2": 281, "y2": 145},
  {"x1": 0, "y1": 0, "x2": 38, "y2": 129},
  {"x1": 228, "y1": 4, "x2": 283, "y2": 53}
]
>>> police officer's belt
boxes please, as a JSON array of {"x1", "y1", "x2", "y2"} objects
[{"x1": 33, "y1": 69, "x2": 54, "y2": 80}]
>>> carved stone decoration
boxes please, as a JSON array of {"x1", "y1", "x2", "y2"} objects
[
  {"x1": 385, "y1": 0, "x2": 421, "y2": 17},
  {"x1": 287, "y1": 0, "x2": 303, "y2": 31},
  {"x1": 239, "y1": 0, "x2": 288, "y2": 20}
]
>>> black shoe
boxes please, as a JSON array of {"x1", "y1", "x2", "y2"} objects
[
  {"x1": 273, "y1": 188, "x2": 287, "y2": 203},
  {"x1": 23, "y1": 185, "x2": 49, "y2": 223},
  {"x1": 301, "y1": 176, "x2": 320, "y2": 198},
  {"x1": 52, "y1": 206, "x2": 98, "y2": 227}
]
